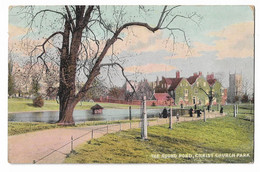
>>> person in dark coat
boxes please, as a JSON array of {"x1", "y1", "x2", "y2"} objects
[
  {"x1": 220, "y1": 106, "x2": 223, "y2": 114},
  {"x1": 162, "y1": 107, "x2": 168, "y2": 118},
  {"x1": 197, "y1": 109, "x2": 201, "y2": 117},
  {"x1": 194, "y1": 104, "x2": 197, "y2": 110},
  {"x1": 189, "y1": 108, "x2": 193, "y2": 117}
]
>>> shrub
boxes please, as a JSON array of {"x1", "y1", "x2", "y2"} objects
[
  {"x1": 33, "y1": 96, "x2": 44, "y2": 107},
  {"x1": 151, "y1": 102, "x2": 156, "y2": 106}
]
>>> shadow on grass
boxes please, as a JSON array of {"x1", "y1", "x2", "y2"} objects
[{"x1": 26, "y1": 103, "x2": 35, "y2": 107}]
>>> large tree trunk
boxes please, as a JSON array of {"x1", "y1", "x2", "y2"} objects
[
  {"x1": 56, "y1": 18, "x2": 83, "y2": 125},
  {"x1": 57, "y1": 96, "x2": 77, "y2": 125}
]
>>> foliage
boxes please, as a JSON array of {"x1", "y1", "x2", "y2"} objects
[
  {"x1": 108, "y1": 86, "x2": 125, "y2": 99},
  {"x1": 155, "y1": 86, "x2": 167, "y2": 93},
  {"x1": 8, "y1": 60, "x2": 16, "y2": 96},
  {"x1": 33, "y1": 96, "x2": 44, "y2": 107},
  {"x1": 30, "y1": 75, "x2": 41, "y2": 96},
  {"x1": 234, "y1": 96, "x2": 240, "y2": 103},
  {"x1": 65, "y1": 116, "x2": 254, "y2": 163},
  {"x1": 83, "y1": 79, "x2": 107, "y2": 100},
  {"x1": 8, "y1": 72, "x2": 16, "y2": 96},
  {"x1": 241, "y1": 94, "x2": 249, "y2": 103}
]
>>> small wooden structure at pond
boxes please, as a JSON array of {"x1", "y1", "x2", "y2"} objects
[{"x1": 91, "y1": 104, "x2": 104, "y2": 114}]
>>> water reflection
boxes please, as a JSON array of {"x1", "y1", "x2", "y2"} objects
[{"x1": 8, "y1": 108, "x2": 161, "y2": 123}]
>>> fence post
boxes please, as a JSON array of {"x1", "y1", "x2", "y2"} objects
[
  {"x1": 236, "y1": 104, "x2": 239, "y2": 115},
  {"x1": 71, "y1": 136, "x2": 73, "y2": 153},
  {"x1": 141, "y1": 96, "x2": 148, "y2": 140},
  {"x1": 91, "y1": 129, "x2": 94, "y2": 139},
  {"x1": 234, "y1": 105, "x2": 237, "y2": 117},
  {"x1": 204, "y1": 108, "x2": 206, "y2": 122},
  {"x1": 129, "y1": 106, "x2": 132, "y2": 120},
  {"x1": 169, "y1": 106, "x2": 172, "y2": 129}
]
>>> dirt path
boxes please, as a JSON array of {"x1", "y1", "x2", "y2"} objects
[{"x1": 8, "y1": 112, "x2": 225, "y2": 164}]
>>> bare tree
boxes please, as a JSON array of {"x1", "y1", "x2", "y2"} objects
[{"x1": 13, "y1": 5, "x2": 199, "y2": 125}]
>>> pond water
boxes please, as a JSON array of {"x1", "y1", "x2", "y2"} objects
[{"x1": 8, "y1": 108, "x2": 162, "y2": 123}]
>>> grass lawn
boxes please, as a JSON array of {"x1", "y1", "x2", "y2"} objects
[
  {"x1": 8, "y1": 98, "x2": 163, "y2": 113},
  {"x1": 8, "y1": 119, "x2": 156, "y2": 136},
  {"x1": 65, "y1": 116, "x2": 254, "y2": 163}
]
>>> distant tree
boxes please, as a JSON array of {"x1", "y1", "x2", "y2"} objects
[
  {"x1": 234, "y1": 95, "x2": 240, "y2": 103},
  {"x1": 241, "y1": 94, "x2": 249, "y2": 103},
  {"x1": 8, "y1": 60, "x2": 16, "y2": 97},
  {"x1": 155, "y1": 86, "x2": 167, "y2": 93},
  {"x1": 83, "y1": 79, "x2": 107, "y2": 100},
  {"x1": 108, "y1": 86, "x2": 124, "y2": 99},
  {"x1": 199, "y1": 86, "x2": 214, "y2": 111},
  {"x1": 44, "y1": 64, "x2": 59, "y2": 99},
  {"x1": 30, "y1": 75, "x2": 41, "y2": 96},
  {"x1": 135, "y1": 80, "x2": 154, "y2": 100},
  {"x1": 251, "y1": 93, "x2": 254, "y2": 103}
]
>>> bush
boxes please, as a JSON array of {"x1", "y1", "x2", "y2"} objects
[
  {"x1": 33, "y1": 96, "x2": 44, "y2": 107},
  {"x1": 151, "y1": 102, "x2": 156, "y2": 106}
]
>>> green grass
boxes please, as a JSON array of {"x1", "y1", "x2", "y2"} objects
[
  {"x1": 8, "y1": 98, "x2": 163, "y2": 113},
  {"x1": 65, "y1": 116, "x2": 254, "y2": 163},
  {"x1": 8, "y1": 119, "x2": 155, "y2": 136}
]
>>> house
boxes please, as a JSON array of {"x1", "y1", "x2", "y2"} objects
[{"x1": 157, "y1": 71, "x2": 225, "y2": 106}]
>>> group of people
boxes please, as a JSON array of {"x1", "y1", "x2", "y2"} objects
[{"x1": 160, "y1": 104, "x2": 224, "y2": 119}]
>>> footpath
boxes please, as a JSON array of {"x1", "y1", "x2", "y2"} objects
[{"x1": 8, "y1": 112, "x2": 225, "y2": 164}]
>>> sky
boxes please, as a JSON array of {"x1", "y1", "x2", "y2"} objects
[{"x1": 8, "y1": 5, "x2": 254, "y2": 92}]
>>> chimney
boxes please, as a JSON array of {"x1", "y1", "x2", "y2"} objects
[
  {"x1": 206, "y1": 73, "x2": 214, "y2": 80},
  {"x1": 193, "y1": 72, "x2": 198, "y2": 76},
  {"x1": 176, "y1": 71, "x2": 180, "y2": 78}
]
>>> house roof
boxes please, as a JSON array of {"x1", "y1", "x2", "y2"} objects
[
  {"x1": 153, "y1": 93, "x2": 173, "y2": 101},
  {"x1": 169, "y1": 78, "x2": 183, "y2": 90},
  {"x1": 187, "y1": 75, "x2": 200, "y2": 85},
  {"x1": 207, "y1": 78, "x2": 217, "y2": 86},
  {"x1": 91, "y1": 104, "x2": 104, "y2": 110},
  {"x1": 163, "y1": 77, "x2": 175, "y2": 85}
]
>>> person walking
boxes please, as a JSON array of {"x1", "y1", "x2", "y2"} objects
[
  {"x1": 162, "y1": 107, "x2": 168, "y2": 118},
  {"x1": 220, "y1": 106, "x2": 223, "y2": 114},
  {"x1": 189, "y1": 108, "x2": 193, "y2": 117}
]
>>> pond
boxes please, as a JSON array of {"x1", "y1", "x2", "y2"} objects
[{"x1": 8, "y1": 108, "x2": 162, "y2": 123}]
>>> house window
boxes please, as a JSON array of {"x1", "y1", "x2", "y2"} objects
[
  {"x1": 221, "y1": 89, "x2": 224, "y2": 96},
  {"x1": 185, "y1": 89, "x2": 188, "y2": 96},
  {"x1": 204, "y1": 82, "x2": 206, "y2": 87},
  {"x1": 195, "y1": 88, "x2": 198, "y2": 94},
  {"x1": 193, "y1": 97, "x2": 196, "y2": 104}
]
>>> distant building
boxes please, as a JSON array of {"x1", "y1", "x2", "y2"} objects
[
  {"x1": 150, "y1": 93, "x2": 173, "y2": 106},
  {"x1": 227, "y1": 73, "x2": 243, "y2": 103},
  {"x1": 156, "y1": 71, "x2": 225, "y2": 106}
]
